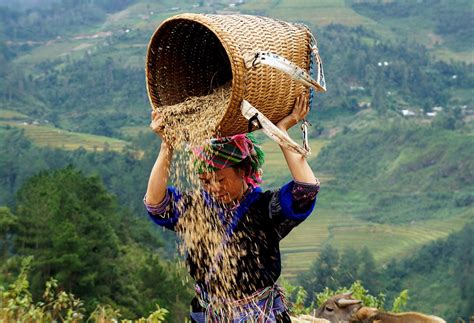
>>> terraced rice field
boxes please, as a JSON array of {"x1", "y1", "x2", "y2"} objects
[
  {"x1": 1, "y1": 121, "x2": 128, "y2": 152},
  {"x1": 241, "y1": 0, "x2": 376, "y2": 26},
  {"x1": 268, "y1": 133, "x2": 472, "y2": 279},
  {"x1": 280, "y1": 203, "x2": 471, "y2": 280}
]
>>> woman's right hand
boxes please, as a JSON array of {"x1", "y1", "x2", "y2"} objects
[{"x1": 150, "y1": 110, "x2": 166, "y2": 138}]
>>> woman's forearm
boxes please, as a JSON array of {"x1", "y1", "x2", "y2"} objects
[
  {"x1": 278, "y1": 128, "x2": 318, "y2": 184},
  {"x1": 276, "y1": 93, "x2": 317, "y2": 184},
  {"x1": 146, "y1": 142, "x2": 174, "y2": 205}
]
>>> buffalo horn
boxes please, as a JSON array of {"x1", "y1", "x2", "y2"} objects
[{"x1": 337, "y1": 299, "x2": 362, "y2": 307}]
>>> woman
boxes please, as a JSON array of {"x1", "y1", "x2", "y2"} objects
[{"x1": 144, "y1": 94, "x2": 320, "y2": 322}]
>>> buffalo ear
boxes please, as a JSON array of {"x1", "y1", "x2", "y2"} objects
[{"x1": 355, "y1": 307, "x2": 378, "y2": 320}]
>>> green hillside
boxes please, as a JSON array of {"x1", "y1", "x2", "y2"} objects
[
  {"x1": 314, "y1": 120, "x2": 473, "y2": 223},
  {"x1": 2, "y1": 0, "x2": 472, "y2": 138},
  {"x1": 1, "y1": 0, "x2": 472, "y2": 269},
  {"x1": 280, "y1": 116, "x2": 473, "y2": 277},
  {"x1": 348, "y1": 0, "x2": 474, "y2": 62},
  {"x1": 0, "y1": 0, "x2": 473, "y2": 319},
  {"x1": 281, "y1": 205, "x2": 470, "y2": 278},
  {"x1": 383, "y1": 222, "x2": 474, "y2": 321}
]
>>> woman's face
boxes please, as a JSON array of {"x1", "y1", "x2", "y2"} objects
[{"x1": 198, "y1": 167, "x2": 247, "y2": 204}]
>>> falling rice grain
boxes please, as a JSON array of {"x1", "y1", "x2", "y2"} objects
[{"x1": 157, "y1": 85, "x2": 249, "y2": 310}]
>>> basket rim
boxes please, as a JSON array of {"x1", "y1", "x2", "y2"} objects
[{"x1": 145, "y1": 13, "x2": 248, "y2": 136}]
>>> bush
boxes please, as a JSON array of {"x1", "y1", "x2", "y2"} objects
[{"x1": 0, "y1": 257, "x2": 168, "y2": 322}]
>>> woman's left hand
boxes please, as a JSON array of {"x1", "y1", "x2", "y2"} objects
[{"x1": 276, "y1": 92, "x2": 310, "y2": 131}]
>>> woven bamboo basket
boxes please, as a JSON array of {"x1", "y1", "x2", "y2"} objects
[{"x1": 146, "y1": 13, "x2": 323, "y2": 138}]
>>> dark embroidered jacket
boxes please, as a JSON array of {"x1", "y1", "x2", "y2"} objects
[{"x1": 146, "y1": 181, "x2": 319, "y2": 308}]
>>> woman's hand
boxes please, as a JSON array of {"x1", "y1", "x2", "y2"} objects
[
  {"x1": 276, "y1": 92, "x2": 310, "y2": 131},
  {"x1": 150, "y1": 109, "x2": 174, "y2": 151},
  {"x1": 150, "y1": 110, "x2": 165, "y2": 137},
  {"x1": 146, "y1": 110, "x2": 174, "y2": 205},
  {"x1": 275, "y1": 91, "x2": 317, "y2": 184}
]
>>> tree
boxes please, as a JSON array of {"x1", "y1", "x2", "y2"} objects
[
  {"x1": 0, "y1": 206, "x2": 17, "y2": 260},
  {"x1": 11, "y1": 166, "x2": 192, "y2": 319},
  {"x1": 337, "y1": 247, "x2": 361, "y2": 288},
  {"x1": 359, "y1": 247, "x2": 381, "y2": 294},
  {"x1": 14, "y1": 167, "x2": 121, "y2": 310},
  {"x1": 300, "y1": 244, "x2": 340, "y2": 304}
]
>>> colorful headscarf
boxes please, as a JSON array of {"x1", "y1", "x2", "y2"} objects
[{"x1": 192, "y1": 133, "x2": 265, "y2": 187}]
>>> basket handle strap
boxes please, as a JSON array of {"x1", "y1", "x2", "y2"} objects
[
  {"x1": 243, "y1": 52, "x2": 327, "y2": 92},
  {"x1": 241, "y1": 100, "x2": 311, "y2": 157}
]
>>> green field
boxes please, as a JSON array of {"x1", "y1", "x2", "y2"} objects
[
  {"x1": 0, "y1": 121, "x2": 128, "y2": 152},
  {"x1": 280, "y1": 194, "x2": 471, "y2": 280},
  {"x1": 0, "y1": 109, "x2": 29, "y2": 120},
  {"x1": 249, "y1": 0, "x2": 376, "y2": 26},
  {"x1": 120, "y1": 125, "x2": 149, "y2": 138}
]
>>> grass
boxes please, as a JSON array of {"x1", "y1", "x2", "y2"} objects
[
  {"x1": 433, "y1": 48, "x2": 474, "y2": 64},
  {"x1": 13, "y1": 39, "x2": 100, "y2": 67},
  {"x1": 0, "y1": 109, "x2": 29, "y2": 120},
  {"x1": 120, "y1": 125, "x2": 149, "y2": 138},
  {"x1": 0, "y1": 121, "x2": 129, "y2": 152}
]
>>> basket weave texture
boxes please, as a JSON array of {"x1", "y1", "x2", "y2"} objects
[{"x1": 146, "y1": 13, "x2": 312, "y2": 136}]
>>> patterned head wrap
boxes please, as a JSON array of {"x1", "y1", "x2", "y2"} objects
[{"x1": 192, "y1": 133, "x2": 265, "y2": 187}]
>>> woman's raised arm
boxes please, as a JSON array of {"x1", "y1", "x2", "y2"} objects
[
  {"x1": 145, "y1": 110, "x2": 174, "y2": 205},
  {"x1": 275, "y1": 93, "x2": 318, "y2": 185}
]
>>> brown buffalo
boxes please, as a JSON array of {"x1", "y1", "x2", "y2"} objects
[
  {"x1": 314, "y1": 293, "x2": 363, "y2": 322},
  {"x1": 312, "y1": 293, "x2": 446, "y2": 323}
]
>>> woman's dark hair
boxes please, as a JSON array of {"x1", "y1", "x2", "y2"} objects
[{"x1": 231, "y1": 157, "x2": 253, "y2": 178}]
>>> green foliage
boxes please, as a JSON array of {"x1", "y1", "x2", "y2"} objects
[
  {"x1": 299, "y1": 244, "x2": 340, "y2": 301},
  {"x1": 1, "y1": 256, "x2": 169, "y2": 322},
  {"x1": 0, "y1": 206, "x2": 17, "y2": 260},
  {"x1": 14, "y1": 167, "x2": 122, "y2": 310},
  {"x1": 30, "y1": 54, "x2": 146, "y2": 136},
  {"x1": 312, "y1": 24, "x2": 473, "y2": 124},
  {"x1": 315, "y1": 281, "x2": 386, "y2": 309},
  {"x1": 432, "y1": 107, "x2": 465, "y2": 130},
  {"x1": 284, "y1": 279, "x2": 410, "y2": 316},
  {"x1": 4, "y1": 165, "x2": 192, "y2": 320},
  {"x1": 280, "y1": 278, "x2": 314, "y2": 315},
  {"x1": 299, "y1": 245, "x2": 385, "y2": 305},
  {"x1": 391, "y1": 289, "x2": 408, "y2": 313},
  {"x1": 0, "y1": 256, "x2": 85, "y2": 321}
]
